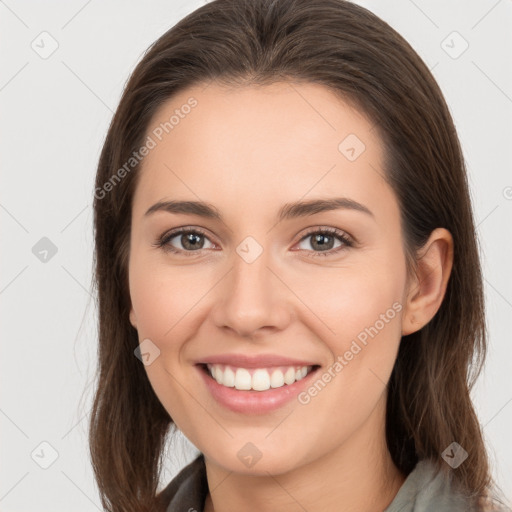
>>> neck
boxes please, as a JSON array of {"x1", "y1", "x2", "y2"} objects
[{"x1": 203, "y1": 395, "x2": 406, "y2": 512}]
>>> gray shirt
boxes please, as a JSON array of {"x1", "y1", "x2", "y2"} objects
[{"x1": 159, "y1": 453, "x2": 507, "y2": 511}]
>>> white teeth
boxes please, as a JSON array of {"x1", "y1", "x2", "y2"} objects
[
  {"x1": 252, "y1": 369, "x2": 271, "y2": 391},
  {"x1": 270, "y1": 369, "x2": 284, "y2": 388},
  {"x1": 284, "y1": 367, "x2": 296, "y2": 385},
  {"x1": 206, "y1": 364, "x2": 314, "y2": 391},
  {"x1": 213, "y1": 365, "x2": 223, "y2": 384},
  {"x1": 235, "y1": 368, "x2": 252, "y2": 390},
  {"x1": 223, "y1": 366, "x2": 235, "y2": 387}
]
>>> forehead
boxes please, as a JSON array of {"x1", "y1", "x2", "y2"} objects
[{"x1": 133, "y1": 81, "x2": 392, "y2": 222}]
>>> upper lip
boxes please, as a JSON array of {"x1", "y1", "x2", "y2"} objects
[{"x1": 196, "y1": 353, "x2": 319, "y2": 368}]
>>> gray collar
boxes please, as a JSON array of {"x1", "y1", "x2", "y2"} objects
[{"x1": 161, "y1": 455, "x2": 482, "y2": 512}]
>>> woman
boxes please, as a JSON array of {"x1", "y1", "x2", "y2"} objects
[{"x1": 89, "y1": 0, "x2": 508, "y2": 510}]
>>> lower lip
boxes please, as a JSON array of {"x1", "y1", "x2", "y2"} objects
[{"x1": 196, "y1": 364, "x2": 320, "y2": 414}]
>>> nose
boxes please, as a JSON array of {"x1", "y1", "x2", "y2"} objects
[{"x1": 211, "y1": 244, "x2": 292, "y2": 338}]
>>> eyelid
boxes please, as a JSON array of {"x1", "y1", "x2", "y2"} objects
[{"x1": 295, "y1": 225, "x2": 355, "y2": 245}]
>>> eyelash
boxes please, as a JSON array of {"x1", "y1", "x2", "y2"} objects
[{"x1": 153, "y1": 226, "x2": 354, "y2": 259}]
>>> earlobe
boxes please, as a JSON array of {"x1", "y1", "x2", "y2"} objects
[
  {"x1": 129, "y1": 308, "x2": 137, "y2": 329},
  {"x1": 401, "y1": 228, "x2": 454, "y2": 336}
]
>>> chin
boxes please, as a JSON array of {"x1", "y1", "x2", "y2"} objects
[{"x1": 202, "y1": 443, "x2": 312, "y2": 477}]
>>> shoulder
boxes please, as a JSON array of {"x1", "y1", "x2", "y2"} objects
[
  {"x1": 157, "y1": 453, "x2": 208, "y2": 512},
  {"x1": 385, "y1": 459, "x2": 480, "y2": 512}
]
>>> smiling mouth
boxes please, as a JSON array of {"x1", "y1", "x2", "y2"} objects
[{"x1": 198, "y1": 363, "x2": 321, "y2": 392}]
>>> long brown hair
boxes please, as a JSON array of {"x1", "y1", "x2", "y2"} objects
[{"x1": 89, "y1": 0, "x2": 493, "y2": 510}]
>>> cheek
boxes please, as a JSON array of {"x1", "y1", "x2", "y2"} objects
[
  {"x1": 301, "y1": 258, "x2": 405, "y2": 345},
  {"x1": 129, "y1": 256, "x2": 193, "y2": 342},
  {"x1": 290, "y1": 279, "x2": 403, "y2": 455},
  {"x1": 298, "y1": 255, "x2": 405, "y2": 399},
  {"x1": 128, "y1": 263, "x2": 198, "y2": 425}
]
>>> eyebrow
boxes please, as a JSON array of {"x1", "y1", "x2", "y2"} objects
[{"x1": 145, "y1": 197, "x2": 374, "y2": 222}]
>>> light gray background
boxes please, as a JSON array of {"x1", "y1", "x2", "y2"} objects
[{"x1": 1, "y1": 0, "x2": 511, "y2": 510}]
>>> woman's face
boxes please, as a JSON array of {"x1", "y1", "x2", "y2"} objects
[{"x1": 128, "y1": 81, "x2": 409, "y2": 475}]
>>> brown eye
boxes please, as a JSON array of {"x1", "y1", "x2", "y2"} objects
[
  {"x1": 157, "y1": 228, "x2": 215, "y2": 255},
  {"x1": 295, "y1": 228, "x2": 353, "y2": 258},
  {"x1": 174, "y1": 232, "x2": 205, "y2": 250}
]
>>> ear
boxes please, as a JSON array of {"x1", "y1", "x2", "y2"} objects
[
  {"x1": 401, "y1": 228, "x2": 454, "y2": 336},
  {"x1": 129, "y1": 306, "x2": 138, "y2": 330}
]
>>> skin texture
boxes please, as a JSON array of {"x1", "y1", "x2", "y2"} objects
[{"x1": 128, "y1": 82, "x2": 454, "y2": 512}]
